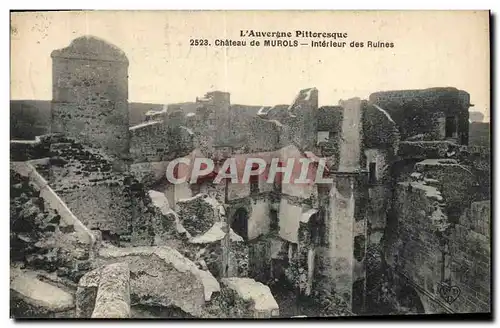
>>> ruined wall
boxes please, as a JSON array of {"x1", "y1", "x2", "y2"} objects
[
  {"x1": 397, "y1": 140, "x2": 461, "y2": 161},
  {"x1": 173, "y1": 183, "x2": 193, "y2": 208},
  {"x1": 462, "y1": 145, "x2": 490, "y2": 202},
  {"x1": 41, "y1": 142, "x2": 133, "y2": 237},
  {"x1": 297, "y1": 210, "x2": 318, "y2": 297},
  {"x1": 11, "y1": 138, "x2": 52, "y2": 162},
  {"x1": 364, "y1": 148, "x2": 393, "y2": 245},
  {"x1": 279, "y1": 145, "x2": 316, "y2": 198},
  {"x1": 129, "y1": 122, "x2": 170, "y2": 163},
  {"x1": 10, "y1": 166, "x2": 96, "y2": 283},
  {"x1": 362, "y1": 102, "x2": 400, "y2": 151},
  {"x1": 414, "y1": 159, "x2": 476, "y2": 222},
  {"x1": 129, "y1": 115, "x2": 194, "y2": 164},
  {"x1": 33, "y1": 139, "x2": 161, "y2": 246},
  {"x1": 278, "y1": 197, "x2": 303, "y2": 244},
  {"x1": 186, "y1": 91, "x2": 231, "y2": 157},
  {"x1": 283, "y1": 88, "x2": 318, "y2": 151},
  {"x1": 227, "y1": 182, "x2": 250, "y2": 201},
  {"x1": 248, "y1": 197, "x2": 271, "y2": 240},
  {"x1": 388, "y1": 179, "x2": 490, "y2": 314},
  {"x1": 198, "y1": 181, "x2": 226, "y2": 204},
  {"x1": 130, "y1": 161, "x2": 170, "y2": 186},
  {"x1": 447, "y1": 201, "x2": 490, "y2": 313},
  {"x1": 387, "y1": 181, "x2": 449, "y2": 314},
  {"x1": 369, "y1": 87, "x2": 470, "y2": 144},
  {"x1": 338, "y1": 98, "x2": 363, "y2": 172},
  {"x1": 51, "y1": 36, "x2": 129, "y2": 159},
  {"x1": 246, "y1": 118, "x2": 281, "y2": 153},
  {"x1": 316, "y1": 106, "x2": 343, "y2": 161},
  {"x1": 323, "y1": 174, "x2": 368, "y2": 311},
  {"x1": 247, "y1": 236, "x2": 273, "y2": 283},
  {"x1": 213, "y1": 107, "x2": 281, "y2": 153},
  {"x1": 56, "y1": 183, "x2": 131, "y2": 234}
]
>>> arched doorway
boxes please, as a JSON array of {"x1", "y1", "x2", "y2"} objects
[{"x1": 231, "y1": 208, "x2": 248, "y2": 241}]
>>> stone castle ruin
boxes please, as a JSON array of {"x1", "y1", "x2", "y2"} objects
[{"x1": 10, "y1": 36, "x2": 490, "y2": 318}]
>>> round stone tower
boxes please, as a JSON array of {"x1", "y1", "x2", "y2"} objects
[{"x1": 51, "y1": 35, "x2": 129, "y2": 159}]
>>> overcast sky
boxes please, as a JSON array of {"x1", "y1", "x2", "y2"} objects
[{"x1": 11, "y1": 11, "x2": 490, "y2": 120}]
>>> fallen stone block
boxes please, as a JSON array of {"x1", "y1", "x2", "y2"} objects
[
  {"x1": 98, "y1": 245, "x2": 220, "y2": 317},
  {"x1": 221, "y1": 278, "x2": 279, "y2": 318},
  {"x1": 91, "y1": 262, "x2": 131, "y2": 319},
  {"x1": 75, "y1": 268, "x2": 101, "y2": 318},
  {"x1": 10, "y1": 268, "x2": 74, "y2": 318}
]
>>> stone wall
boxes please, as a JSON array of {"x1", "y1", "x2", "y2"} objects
[
  {"x1": 10, "y1": 165, "x2": 96, "y2": 283},
  {"x1": 364, "y1": 147, "x2": 392, "y2": 274},
  {"x1": 387, "y1": 181, "x2": 448, "y2": 314},
  {"x1": 248, "y1": 197, "x2": 271, "y2": 240},
  {"x1": 323, "y1": 174, "x2": 368, "y2": 312},
  {"x1": 282, "y1": 88, "x2": 318, "y2": 151},
  {"x1": 29, "y1": 138, "x2": 177, "y2": 246},
  {"x1": 397, "y1": 140, "x2": 462, "y2": 160},
  {"x1": 278, "y1": 197, "x2": 303, "y2": 244},
  {"x1": 246, "y1": 117, "x2": 281, "y2": 152},
  {"x1": 51, "y1": 36, "x2": 129, "y2": 159},
  {"x1": 387, "y1": 177, "x2": 490, "y2": 314},
  {"x1": 369, "y1": 87, "x2": 470, "y2": 144},
  {"x1": 447, "y1": 201, "x2": 490, "y2": 313},
  {"x1": 316, "y1": 106, "x2": 342, "y2": 162},
  {"x1": 338, "y1": 98, "x2": 363, "y2": 172},
  {"x1": 129, "y1": 120, "x2": 194, "y2": 163},
  {"x1": 414, "y1": 159, "x2": 476, "y2": 222},
  {"x1": 362, "y1": 103, "x2": 399, "y2": 150}
]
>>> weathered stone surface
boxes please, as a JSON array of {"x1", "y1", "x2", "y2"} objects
[
  {"x1": 190, "y1": 221, "x2": 243, "y2": 244},
  {"x1": 228, "y1": 238, "x2": 249, "y2": 278},
  {"x1": 10, "y1": 268, "x2": 74, "y2": 317},
  {"x1": 91, "y1": 262, "x2": 131, "y2": 318},
  {"x1": 221, "y1": 278, "x2": 279, "y2": 318},
  {"x1": 177, "y1": 194, "x2": 225, "y2": 237},
  {"x1": 149, "y1": 190, "x2": 170, "y2": 215},
  {"x1": 447, "y1": 201, "x2": 491, "y2": 313},
  {"x1": 51, "y1": 36, "x2": 129, "y2": 159},
  {"x1": 148, "y1": 189, "x2": 185, "y2": 243},
  {"x1": 369, "y1": 87, "x2": 470, "y2": 144},
  {"x1": 98, "y1": 245, "x2": 220, "y2": 316},
  {"x1": 415, "y1": 158, "x2": 476, "y2": 220},
  {"x1": 10, "y1": 168, "x2": 95, "y2": 282},
  {"x1": 76, "y1": 267, "x2": 101, "y2": 318},
  {"x1": 398, "y1": 141, "x2": 462, "y2": 160}
]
